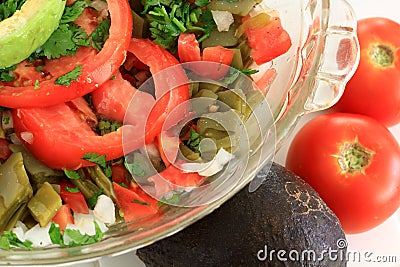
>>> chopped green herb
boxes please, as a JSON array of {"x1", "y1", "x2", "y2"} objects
[
  {"x1": 0, "y1": 0, "x2": 26, "y2": 22},
  {"x1": 49, "y1": 221, "x2": 104, "y2": 247},
  {"x1": 119, "y1": 182, "x2": 129, "y2": 188},
  {"x1": 125, "y1": 160, "x2": 146, "y2": 177},
  {"x1": 241, "y1": 69, "x2": 259, "y2": 75},
  {"x1": 35, "y1": 65, "x2": 44, "y2": 72},
  {"x1": 82, "y1": 152, "x2": 107, "y2": 169},
  {"x1": 55, "y1": 65, "x2": 83, "y2": 86},
  {"x1": 98, "y1": 119, "x2": 121, "y2": 135},
  {"x1": 49, "y1": 223, "x2": 64, "y2": 246},
  {"x1": 0, "y1": 65, "x2": 16, "y2": 82},
  {"x1": 158, "y1": 192, "x2": 180, "y2": 207},
  {"x1": 87, "y1": 189, "x2": 104, "y2": 209},
  {"x1": 2, "y1": 115, "x2": 10, "y2": 125},
  {"x1": 142, "y1": 0, "x2": 217, "y2": 51},
  {"x1": 0, "y1": 231, "x2": 33, "y2": 250},
  {"x1": 34, "y1": 79, "x2": 40, "y2": 89},
  {"x1": 223, "y1": 68, "x2": 259, "y2": 84},
  {"x1": 64, "y1": 186, "x2": 80, "y2": 193},
  {"x1": 90, "y1": 18, "x2": 111, "y2": 51},
  {"x1": 194, "y1": 0, "x2": 210, "y2": 8},
  {"x1": 132, "y1": 199, "x2": 151, "y2": 206},
  {"x1": 60, "y1": 0, "x2": 88, "y2": 24},
  {"x1": 187, "y1": 128, "x2": 201, "y2": 153},
  {"x1": 64, "y1": 169, "x2": 81, "y2": 180}
]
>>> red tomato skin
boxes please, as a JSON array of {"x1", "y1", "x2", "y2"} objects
[
  {"x1": 285, "y1": 113, "x2": 400, "y2": 234},
  {"x1": 178, "y1": 33, "x2": 201, "y2": 63},
  {"x1": 113, "y1": 182, "x2": 158, "y2": 223},
  {"x1": 245, "y1": 17, "x2": 291, "y2": 65},
  {"x1": 0, "y1": 138, "x2": 11, "y2": 160},
  {"x1": 52, "y1": 204, "x2": 74, "y2": 232},
  {"x1": 0, "y1": 0, "x2": 132, "y2": 108},
  {"x1": 334, "y1": 18, "x2": 400, "y2": 127},
  {"x1": 59, "y1": 182, "x2": 90, "y2": 214},
  {"x1": 128, "y1": 38, "x2": 190, "y2": 144},
  {"x1": 12, "y1": 102, "x2": 142, "y2": 170}
]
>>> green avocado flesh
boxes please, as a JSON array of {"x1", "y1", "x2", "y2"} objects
[{"x1": 0, "y1": 0, "x2": 66, "y2": 69}]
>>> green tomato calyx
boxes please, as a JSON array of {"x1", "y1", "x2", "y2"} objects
[
  {"x1": 370, "y1": 44, "x2": 395, "y2": 68},
  {"x1": 336, "y1": 137, "x2": 374, "y2": 175}
]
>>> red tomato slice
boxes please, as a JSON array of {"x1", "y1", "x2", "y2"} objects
[
  {"x1": 177, "y1": 33, "x2": 234, "y2": 80},
  {"x1": 91, "y1": 71, "x2": 155, "y2": 123},
  {"x1": 0, "y1": 0, "x2": 132, "y2": 108},
  {"x1": 254, "y1": 68, "x2": 277, "y2": 95},
  {"x1": 178, "y1": 33, "x2": 201, "y2": 63},
  {"x1": 157, "y1": 162, "x2": 205, "y2": 187},
  {"x1": 0, "y1": 138, "x2": 11, "y2": 160},
  {"x1": 52, "y1": 204, "x2": 74, "y2": 232},
  {"x1": 113, "y1": 182, "x2": 158, "y2": 223},
  {"x1": 59, "y1": 182, "x2": 90, "y2": 214},
  {"x1": 128, "y1": 38, "x2": 190, "y2": 144},
  {"x1": 245, "y1": 17, "x2": 291, "y2": 65},
  {"x1": 12, "y1": 102, "x2": 143, "y2": 170}
]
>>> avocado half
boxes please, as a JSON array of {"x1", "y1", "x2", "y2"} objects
[
  {"x1": 0, "y1": 0, "x2": 65, "y2": 68},
  {"x1": 137, "y1": 162, "x2": 347, "y2": 267}
]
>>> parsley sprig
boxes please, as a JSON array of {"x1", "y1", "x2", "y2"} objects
[
  {"x1": 142, "y1": 0, "x2": 216, "y2": 51},
  {"x1": 0, "y1": 0, "x2": 26, "y2": 22}
]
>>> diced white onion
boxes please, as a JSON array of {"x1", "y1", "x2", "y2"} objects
[
  {"x1": 94, "y1": 194, "x2": 116, "y2": 224},
  {"x1": 211, "y1": 10, "x2": 234, "y2": 32}
]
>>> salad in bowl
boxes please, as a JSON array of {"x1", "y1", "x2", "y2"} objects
[{"x1": 0, "y1": 0, "x2": 359, "y2": 265}]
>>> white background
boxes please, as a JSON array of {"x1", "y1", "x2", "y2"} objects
[{"x1": 69, "y1": 1, "x2": 400, "y2": 266}]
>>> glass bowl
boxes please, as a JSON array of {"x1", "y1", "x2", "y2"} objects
[{"x1": 0, "y1": 0, "x2": 359, "y2": 265}]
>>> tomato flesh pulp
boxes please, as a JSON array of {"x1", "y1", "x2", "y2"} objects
[{"x1": 0, "y1": 0, "x2": 132, "y2": 108}]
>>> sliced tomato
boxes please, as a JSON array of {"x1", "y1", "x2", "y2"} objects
[
  {"x1": 128, "y1": 38, "x2": 190, "y2": 144},
  {"x1": 91, "y1": 71, "x2": 155, "y2": 124},
  {"x1": 254, "y1": 68, "x2": 277, "y2": 95},
  {"x1": 113, "y1": 182, "x2": 158, "y2": 223},
  {"x1": 52, "y1": 204, "x2": 74, "y2": 232},
  {"x1": 0, "y1": 138, "x2": 11, "y2": 160},
  {"x1": 153, "y1": 162, "x2": 205, "y2": 187},
  {"x1": 245, "y1": 16, "x2": 291, "y2": 65},
  {"x1": 177, "y1": 33, "x2": 234, "y2": 80},
  {"x1": 12, "y1": 101, "x2": 143, "y2": 170},
  {"x1": 0, "y1": 0, "x2": 132, "y2": 108},
  {"x1": 178, "y1": 33, "x2": 201, "y2": 63},
  {"x1": 111, "y1": 164, "x2": 130, "y2": 187},
  {"x1": 59, "y1": 182, "x2": 90, "y2": 214}
]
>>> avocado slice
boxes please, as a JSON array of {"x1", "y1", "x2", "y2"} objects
[
  {"x1": 137, "y1": 162, "x2": 347, "y2": 266},
  {"x1": 0, "y1": 0, "x2": 66, "y2": 68}
]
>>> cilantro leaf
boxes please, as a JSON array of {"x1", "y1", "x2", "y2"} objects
[
  {"x1": 90, "y1": 18, "x2": 111, "y2": 51},
  {"x1": 98, "y1": 120, "x2": 121, "y2": 135},
  {"x1": 142, "y1": 0, "x2": 216, "y2": 51},
  {"x1": 132, "y1": 199, "x2": 151, "y2": 206},
  {"x1": 49, "y1": 223, "x2": 64, "y2": 246},
  {"x1": 60, "y1": 0, "x2": 88, "y2": 24},
  {"x1": 82, "y1": 152, "x2": 107, "y2": 168},
  {"x1": 55, "y1": 65, "x2": 82, "y2": 86},
  {"x1": 0, "y1": 0, "x2": 26, "y2": 22},
  {"x1": 64, "y1": 169, "x2": 81, "y2": 180},
  {"x1": 0, "y1": 231, "x2": 33, "y2": 250},
  {"x1": 87, "y1": 189, "x2": 104, "y2": 209},
  {"x1": 63, "y1": 221, "x2": 104, "y2": 247},
  {"x1": 0, "y1": 65, "x2": 16, "y2": 82},
  {"x1": 65, "y1": 186, "x2": 80, "y2": 193},
  {"x1": 187, "y1": 128, "x2": 201, "y2": 153},
  {"x1": 124, "y1": 160, "x2": 146, "y2": 177}
]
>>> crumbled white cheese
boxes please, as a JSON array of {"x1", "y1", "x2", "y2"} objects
[{"x1": 24, "y1": 223, "x2": 53, "y2": 248}]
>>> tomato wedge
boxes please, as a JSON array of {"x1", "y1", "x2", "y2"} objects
[
  {"x1": 0, "y1": 0, "x2": 132, "y2": 108},
  {"x1": 12, "y1": 101, "x2": 142, "y2": 170},
  {"x1": 52, "y1": 204, "x2": 74, "y2": 232},
  {"x1": 128, "y1": 38, "x2": 190, "y2": 144}
]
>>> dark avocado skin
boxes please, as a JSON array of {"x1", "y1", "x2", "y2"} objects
[{"x1": 137, "y1": 162, "x2": 347, "y2": 267}]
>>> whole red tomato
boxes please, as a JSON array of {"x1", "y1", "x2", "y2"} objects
[
  {"x1": 334, "y1": 17, "x2": 400, "y2": 127},
  {"x1": 285, "y1": 113, "x2": 400, "y2": 234}
]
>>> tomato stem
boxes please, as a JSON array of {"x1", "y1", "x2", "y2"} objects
[
  {"x1": 370, "y1": 44, "x2": 394, "y2": 67},
  {"x1": 337, "y1": 139, "x2": 374, "y2": 174}
]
